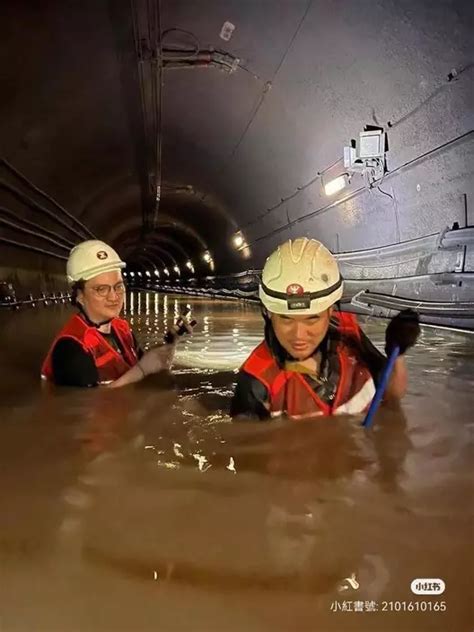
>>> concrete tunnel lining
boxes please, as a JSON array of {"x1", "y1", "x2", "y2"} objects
[{"x1": 0, "y1": 0, "x2": 473, "y2": 328}]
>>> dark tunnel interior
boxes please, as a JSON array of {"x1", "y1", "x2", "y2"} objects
[
  {"x1": 0, "y1": 0, "x2": 473, "y2": 327},
  {"x1": 1, "y1": 4, "x2": 474, "y2": 630}
]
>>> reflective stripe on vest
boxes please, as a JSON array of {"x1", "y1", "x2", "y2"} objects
[{"x1": 333, "y1": 377, "x2": 376, "y2": 415}]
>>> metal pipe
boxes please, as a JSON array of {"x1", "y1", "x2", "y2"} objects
[
  {"x1": 0, "y1": 158, "x2": 95, "y2": 238},
  {"x1": 0, "y1": 179, "x2": 89, "y2": 241},
  {"x1": 0, "y1": 205, "x2": 75, "y2": 248},
  {"x1": 0, "y1": 236, "x2": 67, "y2": 259},
  {"x1": 0, "y1": 217, "x2": 69, "y2": 251}
]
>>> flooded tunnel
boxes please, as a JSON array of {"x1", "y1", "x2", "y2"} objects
[{"x1": 1, "y1": 1, "x2": 473, "y2": 631}]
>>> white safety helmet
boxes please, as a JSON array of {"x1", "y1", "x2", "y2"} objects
[
  {"x1": 259, "y1": 238, "x2": 343, "y2": 315},
  {"x1": 66, "y1": 240, "x2": 126, "y2": 283}
]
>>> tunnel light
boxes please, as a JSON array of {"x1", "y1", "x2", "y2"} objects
[
  {"x1": 232, "y1": 231, "x2": 244, "y2": 249},
  {"x1": 232, "y1": 230, "x2": 251, "y2": 258},
  {"x1": 173, "y1": 265, "x2": 180, "y2": 275},
  {"x1": 145, "y1": 270, "x2": 151, "y2": 277},
  {"x1": 241, "y1": 243, "x2": 252, "y2": 260},
  {"x1": 163, "y1": 267, "x2": 170, "y2": 276},
  {"x1": 137, "y1": 271, "x2": 142, "y2": 277},
  {"x1": 186, "y1": 260, "x2": 195, "y2": 273},
  {"x1": 324, "y1": 174, "x2": 348, "y2": 196},
  {"x1": 202, "y1": 250, "x2": 215, "y2": 271},
  {"x1": 154, "y1": 269, "x2": 160, "y2": 276},
  {"x1": 129, "y1": 271, "x2": 135, "y2": 277}
]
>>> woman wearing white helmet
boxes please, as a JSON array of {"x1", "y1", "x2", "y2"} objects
[
  {"x1": 42, "y1": 240, "x2": 174, "y2": 387},
  {"x1": 231, "y1": 238, "x2": 420, "y2": 419}
]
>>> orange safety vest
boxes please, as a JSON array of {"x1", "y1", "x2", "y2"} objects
[
  {"x1": 241, "y1": 313, "x2": 376, "y2": 419},
  {"x1": 41, "y1": 313, "x2": 138, "y2": 384}
]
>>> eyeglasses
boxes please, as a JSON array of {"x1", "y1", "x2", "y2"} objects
[{"x1": 89, "y1": 282, "x2": 126, "y2": 297}]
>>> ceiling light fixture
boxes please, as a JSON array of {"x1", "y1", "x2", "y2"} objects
[{"x1": 232, "y1": 231, "x2": 244, "y2": 248}]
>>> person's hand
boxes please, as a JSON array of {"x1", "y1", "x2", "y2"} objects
[
  {"x1": 163, "y1": 317, "x2": 197, "y2": 344},
  {"x1": 385, "y1": 308, "x2": 420, "y2": 356},
  {"x1": 138, "y1": 344, "x2": 176, "y2": 376}
]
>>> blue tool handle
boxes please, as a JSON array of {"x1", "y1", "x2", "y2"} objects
[{"x1": 362, "y1": 345, "x2": 400, "y2": 428}]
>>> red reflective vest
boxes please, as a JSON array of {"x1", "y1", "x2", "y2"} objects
[
  {"x1": 241, "y1": 313, "x2": 375, "y2": 419},
  {"x1": 41, "y1": 313, "x2": 138, "y2": 384}
]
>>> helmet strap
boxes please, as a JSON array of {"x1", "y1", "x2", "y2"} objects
[{"x1": 263, "y1": 318, "x2": 291, "y2": 366}]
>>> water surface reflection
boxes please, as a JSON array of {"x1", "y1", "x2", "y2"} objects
[{"x1": 0, "y1": 292, "x2": 472, "y2": 631}]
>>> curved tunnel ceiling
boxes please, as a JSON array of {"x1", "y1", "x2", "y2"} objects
[{"x1": 0, "y1": 0, "x2": 473, "y2": 322}]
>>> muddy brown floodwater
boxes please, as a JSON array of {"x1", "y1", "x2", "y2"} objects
[{"x1": 0, "y1": 291, "x2": 473, "y2": 631}]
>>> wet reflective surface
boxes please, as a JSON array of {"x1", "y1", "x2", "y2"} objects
[{"x1": 1, "y1": 292, "x2": 473, "y2": 631}]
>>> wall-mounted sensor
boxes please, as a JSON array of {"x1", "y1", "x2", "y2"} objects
[
  {"x1": 343, "y1": 146, "x2": 357, "y2": 169},
  {"x1": 220, "y1": 21, "x2": 235, "y2": 41},
  {"x1": 343, "y1": 126, "x2": 387, "y2": 186},
  {"x1": 358, "y1": 130, "x2": 385, "y2": 159}
]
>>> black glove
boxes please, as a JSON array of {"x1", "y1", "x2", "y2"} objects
[
  {"x1": 385, "y1": 308, "x2": 420, "y2": 356},
  {"x1": 163, "y1": 314, "x2": 197, "y2": 344}
]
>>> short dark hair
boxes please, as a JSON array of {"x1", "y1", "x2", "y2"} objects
[{"x1": 70, "y1": 280, "x2": 85, "y2": 306}]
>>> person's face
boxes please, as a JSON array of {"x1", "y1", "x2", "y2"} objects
[
  {"x1": 77, "y1": 270, "x2": 125, "y2": 323},
  {"x1": 270, "y1": 308, "x2": 332, "y2": 360}
]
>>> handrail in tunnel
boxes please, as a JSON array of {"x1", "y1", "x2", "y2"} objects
[
  {"x1": 441, "y1": 226, "x2": 474, "y2": 247},
  {"x1": 350, "y1": 290, "x2": 474, "y2": 317},
  {"x1": 0, "y1": 291, "x2": 70, "y2": 309}
]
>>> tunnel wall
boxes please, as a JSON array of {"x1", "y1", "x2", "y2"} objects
[{"x1": 1, "y1": 0, "x2": 473, "y2": 324}]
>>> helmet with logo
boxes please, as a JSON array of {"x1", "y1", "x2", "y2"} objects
[
  {"x1": 66, "y1": 240, "x2": 126, "y2": 283},
  {"x1": 259, "y1": 238, "x2": 343, "y2": 315}
]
